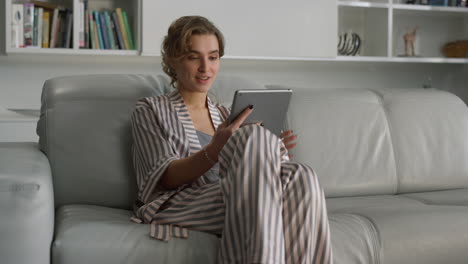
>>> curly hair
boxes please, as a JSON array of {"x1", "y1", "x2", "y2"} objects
[{"x1": 161, "y1": 16, "x2": 225, "y2": 88}]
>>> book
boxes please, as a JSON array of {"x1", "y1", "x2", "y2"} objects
[
  {"x1": 112, "y1": 11, "x2": 125, "y2": 50},
  {"x1": 115, "y1": 8, "x2": 129, "y2": 49},
  {"x1": 11, "y1": 4, "x2": 24, "y2": 48},
  {"x1": 23, "y1": 3, "x2": 34, "y2": 47},
  {"x1": 109, "y1": 13, "x2": 120, "y2": 49},
  {"x1": 49, "y1": 8, "x2": 59, "y2": 48},
  {"x1": 122, "y1": 11, "x2": 134, "y2": 50},
  {"x1": 98, "y1": 11, "x2": 110, "y2": 49},
  {"x1": 93, "y1": 11, "x2": 104, "y2": 49},
  {"x1": 42, "y1": 10, "x2": 50, "y2": 48},
  {"x1": 37, "y1": 8, "x2": 43, "y2": 48},
  {"x1": 64, "y1": 10, "x2": 73, "y2": 48},
  {"x1": 104, "y1": 11, "x2": 116, "y2": 49},
  {"x1": 33, "y1": 7, "x2": 38, "y2": 46},
  {"x1": 88, "y1": 12, "x2": 95, "y2": 49},
  {"x1": 84, "y1": 9, "x2": 89, "y2": 48},
  {"x1": 79, "y1": 1, "x2": 85, "y2": 47},
  {"x1": 56, "y1": 9, "x2": 66, "y2": 47}
]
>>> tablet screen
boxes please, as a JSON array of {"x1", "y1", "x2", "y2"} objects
[{"x1": 227, "y1": 89, "x2": 292, "y2": 136}]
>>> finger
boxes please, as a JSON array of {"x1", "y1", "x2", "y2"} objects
[
  {"x1": 230, "y1": 106, "x2": 254, "y2": 129},
  {"x1": 285, "y1": 143, "x2": 297, "y2": 150},
  {"x1": 282, "y1": 134, "x2": 297, "y2": 144},
  {"x1": 218, "y1": 119, "x2": 229, "y2": 130},
  {"x1": 280, "y1": 130, "x2": 294, "y2": 139}
]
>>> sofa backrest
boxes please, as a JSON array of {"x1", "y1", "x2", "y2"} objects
[
  {"x1": 37, "y1": 74, "x2": 169, "y2": 209},
  {"x1": 38, "y1": 74, "x2": 468, "y2": 208},
  {"x1": 273, "y1": 86, "x2": 468, "y2": 198}
]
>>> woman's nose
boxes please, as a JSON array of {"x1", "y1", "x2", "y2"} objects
[{"x1": 198, "y1": 58, "x2": 208, "y2": 72}]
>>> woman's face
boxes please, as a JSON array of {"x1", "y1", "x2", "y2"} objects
[{"x1": 173, "y1": 34, "x2": 220, "y2": 94}]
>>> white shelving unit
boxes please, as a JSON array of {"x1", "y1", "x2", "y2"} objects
[
  {"x1": 338, "y1": 0, "x2": 468, "y2": 63},
  {"x1": 5, "y1": 0, "x2": 140, "y2": 56},
  {"x1": 3, "y1": 0, "x2": 467, "y2": 63}
]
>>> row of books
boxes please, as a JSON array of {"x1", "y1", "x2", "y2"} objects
[
  {"x1": 79, "y1": 0, "x2": 135, "y2": 50},
  {"x1": 11, "y1": 1, "x2": 73, "y2": 48},
  {"x1": 407, "y1": 0, "x2": 468, "y2": 6},
  {"x1": 10, "y1": 1, "x2": 135, "y2": 50}
]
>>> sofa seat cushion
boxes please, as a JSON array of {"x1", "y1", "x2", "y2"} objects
[
  {"x1": 400, "y1": 189, "x2": 468, "y2": 205},
  {"x1": 326, "y1": 195, "x2": 425, "y2": 214},
  {"x1": 52, "y1": 205, "x2": 219, "y2": 264},
  {"x1": 332, "y1": 204, "x2": 468, "y2": 264},
  {"x1": 328, "y1": 213, "x2": 381, "y2": 264}
]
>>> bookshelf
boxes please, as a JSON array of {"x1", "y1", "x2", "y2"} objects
[
  {"x1": 5, "y1": 0, "x2": 140, "y2": 56},
  {"x1": 337, "y1": 0, "x2": 468, "y2": 63},
  {"x1": 3, "y1": 0, "x2": 467, "y2": 63}
]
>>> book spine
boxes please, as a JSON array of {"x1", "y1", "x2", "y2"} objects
[
  {"x1": 56, "y1": 10, "x2": 65, "y2": 48},
  {"x1": 112, "y1": 11, "x2": 125, "y2": 50},
  {"x1": 11, "y1": 4, "x2": 24, "y2": 48},
  {"x1": 23, "y1": 3, "x2": 34, "y2": 47},
  {"x1": 42, "y1": 10, "x2": 50, "y2": 48},
  {"x1": 93, "y1": 11, "x2": 104, "y2": 49},
  {"x1": 104, "y1": 11, "x2": 116, "y2": 49},
  {"x1": 115, "y1": 8, "x2": 129, "y2": 49},
  {"x1": 122, "y1": 11, "x2": 134, "y2": 50},
  {"x1": 93, "y1": 14, "x2": 100, "y2": 49},
  {"x1": 64, "y1": 11, "x2": 73, "y2": 48},
  {"x1": 37, "y1": 8, "x2": 43, "y2": 47},
  {"x1": 49, "y1": 8, "x2": 59, "y2": 48},
  {"x1": 33, "y1": 8, "x2": 38, "y2": 46},
  {"x1": 88, "y1": 12, "x2": 95, "y2": 49},
  {"x1": 98, "y1": 11, "x2": 110, "y2": 49},
  {"x1": 84, "y1": 1, "x2": 89, "y2": 48},
  {"x1": 79, "y1": 1, "x2": 85, "y2": 47}
]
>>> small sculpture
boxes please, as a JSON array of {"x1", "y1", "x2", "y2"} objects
[{"x1": 404, "y1": 27, "x2": 418, "y2": 57}]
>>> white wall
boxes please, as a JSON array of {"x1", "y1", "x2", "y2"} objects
[{"x1": 0, "y1": 54, "x2": 463, "y2": 109}]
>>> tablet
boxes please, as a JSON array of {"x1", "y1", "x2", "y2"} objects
[{"x1": 227, "y1": 89, "x2": 292, "y2": 136}]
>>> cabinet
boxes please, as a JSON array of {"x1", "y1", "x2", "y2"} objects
[
  {"x1": 4, "y1": 0, "x2": 140, "y2": 56},
  {"x1": 338, "y1": 0, "x2": 468, "y2": 63}
]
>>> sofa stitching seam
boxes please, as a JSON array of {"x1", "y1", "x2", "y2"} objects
[{"x1": 367, "y1": 89, "x2": 400, "y2": 195}]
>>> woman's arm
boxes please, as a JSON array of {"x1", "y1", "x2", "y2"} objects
[
  {"x1": 159, "y1": 106, "x2": 254, "y2": 189},
  {"x1": 159, "y1": 147, "x2": 216, "y2": 189}
]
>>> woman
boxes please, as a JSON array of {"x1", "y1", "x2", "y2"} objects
[{"x1": 131, "y1": 16, "x2": 332, "y2": 264}]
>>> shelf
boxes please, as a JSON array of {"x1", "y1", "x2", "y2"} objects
[
  {"x1": 6, "y1": 47, "x2": 138, "y2": 56},
  {"x1": 338, "y1": 1, "x2": 390, "y2": 9},
  {"x1": 223, "y1": 55, "x2": 468, "y2": 64},
  {"x1": 336, "y1": 56, "x2": 468, "y2": 63}
]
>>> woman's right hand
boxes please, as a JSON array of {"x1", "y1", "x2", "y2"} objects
[{"x1": 205, "y1": 105, "x2": 254, "y2": 162}]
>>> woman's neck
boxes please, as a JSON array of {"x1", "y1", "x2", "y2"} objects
[{"x1": 178, "y1": 89, "x2": 208, "y2": 110}]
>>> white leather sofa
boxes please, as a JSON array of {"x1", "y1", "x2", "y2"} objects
[{"x1": 1, "y1": 74, "x2": 467, "y2": 264}]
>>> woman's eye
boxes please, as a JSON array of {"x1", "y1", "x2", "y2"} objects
[
  {"x1": 188, "y1": 56, "x2": 198, "y2": 60},
  {"x1": 210, "y1": 56, "x2": 218, "y2": 61}
]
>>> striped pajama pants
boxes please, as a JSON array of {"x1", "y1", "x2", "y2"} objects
[{"x1": 153, "y1": 125, "x2": 333, "y2": 264}]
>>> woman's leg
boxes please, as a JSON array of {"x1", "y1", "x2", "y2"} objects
[
  {"x1": 281, "y1": 162, "x2": 332, "y2": 264},
  {"x1": 217, "y1": 125, "x2": 332, "y2": 264}
]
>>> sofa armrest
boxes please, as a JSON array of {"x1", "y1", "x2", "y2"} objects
[{"x1": 0, "y1": 142, "x2": 54, "y2": 264}]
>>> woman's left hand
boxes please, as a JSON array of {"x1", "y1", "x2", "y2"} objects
[{"x1": 280, "y1": 130, "x2": 297, "y2": 158}]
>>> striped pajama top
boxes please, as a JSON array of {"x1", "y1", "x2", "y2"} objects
[{"x1": 130, "y1": 89, "x2": 288, "y2": 239}]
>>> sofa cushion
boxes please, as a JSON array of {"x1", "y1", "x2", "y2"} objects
[
  {"x1": 374, "y1": 88, "x2": 468, "y2": 193},
  {"x1": 326, "y1": 195, "x2": 424, "y2": 214},
  {"x1": 52, "y1": 205, "x2": 219, "y2": 264},
  {"x1": 37, "y1": 74, "x2": 170, "y2": 209},
  {"x1": 336, "y1": 204, "x2": 468, "y2": 264},
  {"x1": 400, "y1": 189, "x2": 468, "y2": 205},
  {"x1": 328, "y1": 213, "x2": 381, "y2": 264},
  {"x1": 281, "y1": 88, "x2": 398, "y2": 197}
]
